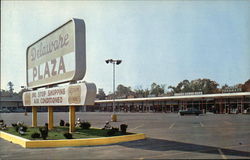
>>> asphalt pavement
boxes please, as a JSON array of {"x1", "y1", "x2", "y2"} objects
[{"x1": 0, "y1": 112, "x2": 250, "y2": 159}]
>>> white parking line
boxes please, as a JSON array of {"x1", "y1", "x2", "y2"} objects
[
  {"x1": 200, "y1": 122, "x2": 204, "y2": 127},
  {"x1": 218, "y1": 149, "x2": 227, "y2": 159},
  {"x1": 169, "y1": 123, "x2": 175, "y2": 129},
  {"x1": 130, "y1": 124, "x2": 144, "y2": 131}
]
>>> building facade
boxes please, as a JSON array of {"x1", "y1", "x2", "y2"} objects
[
  {"x1": 0, "y1": 96, "x2": 24, "y2": 112},
  {"x1": 1, "y1": 92, "x2": 250, "y2": 114},
  {"x1": 93, "y1": 92, "x2": 250, "y2": 114}
]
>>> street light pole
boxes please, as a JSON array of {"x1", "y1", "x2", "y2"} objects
[
  {"x1": 113, "y1": 62, "x2": 115, "y2": 113},
  {"x1": 105, "y1": 59, "x2": 122, "y2": 122}
]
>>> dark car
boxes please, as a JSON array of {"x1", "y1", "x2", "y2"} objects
[
  {"x1": 0, "y1": 108, "x2": 11, "y2": 113},
  {"x1": 14, "y1": 108, "x2": 26, "y2": 113},
  {"x1": 179, "y1": 108, "x2": 202, "y2": 116}
]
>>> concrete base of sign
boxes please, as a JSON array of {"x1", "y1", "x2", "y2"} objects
[{"x1": 0, "y1": 131, "x2": 146, "y2": 148}]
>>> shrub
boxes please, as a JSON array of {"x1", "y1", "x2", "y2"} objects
[
  {"x1": 15, "y1": 126, "x2": 19, "y2": 132},
  {"x1": 107, "y1": 129, "x2": 116, "y2": 136},
  {"x1": 12, "y1": 123, "x2": 17, "y2": 127},
  {"x1": 0, "y1": 120, "x2": 7, "y2": 130},
  {"x1": 39, "y1": 123, "x2": 48, "y2": 140},
  {"x1": 13, "y1": 122, "x2": 28, "y2": 133},
  {"x1": 112, "y1": 127, "x2": 119, "y2": 132},
  {"x1": 120, "y1": 124, "x2": 128, "y2": 135},
  {"x1": 63, "y1": 133, "x2": 73, "y2": 139},
  {"x1": 21, "y1": 126, "x2": 28, "y2": 132},
  {"x1": 107, "y1": 127, "x2": 119, "y2": 136},
  {"x1": 65, "y1": 122, "x2": 70, "y2": 127},
  {"x1": 39, "y1": 128, "x2": 48, "y2": 140},
  {"x1": 31, "y1": 132, "x2": 40, "y2": 138},
  {"x1": 59, "y1": 120, "x2": 65, "y2": 126},
  {"x1": 80, "y1": 122, "x2": 91, "y2": 129}
]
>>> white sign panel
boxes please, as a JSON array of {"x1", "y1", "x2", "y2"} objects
[
  {"x1": 23, "y1": 83, "x2": 96, "y2": 106},
  {"x1": 26, "y1": 18, "x2": 86, "y2": 89}
]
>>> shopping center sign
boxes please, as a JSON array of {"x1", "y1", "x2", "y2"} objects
[
  {"x1": 26, "y1": 18, "x2": 86, "y2": 89},
  {"x1": 23, "y1": 83, "x2": 96, "y2": 106}
]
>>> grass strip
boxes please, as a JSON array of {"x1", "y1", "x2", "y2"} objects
[{"x1": 3, "y1": 126, "x2": 129, "y2": 140}]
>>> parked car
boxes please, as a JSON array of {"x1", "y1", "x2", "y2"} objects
[
  {"x1": 230, "y1": 109, "x2": 239, "y2": 114},
  {"x1": 0, "y1": 108, "x2": 11, "y2": 113},
  {"x1": 179, "y1": 108, "x2": 202, "y2": 116},
  {"x1": 15, "y1": 108, "x2": 26, "y2": 113}
]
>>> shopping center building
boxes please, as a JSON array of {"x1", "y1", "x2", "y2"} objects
[
  {"x1": 1, "y1": 92, "x2": 250, "y2": 114},
  {"x1": 93, "y1": 92, "x2": 250, "y2": 114}
]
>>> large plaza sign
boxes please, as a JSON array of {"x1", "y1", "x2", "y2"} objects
[
  {"x1": 26, "y1": 18, "x2": 86, "y2": 89},
  {"x1": 23, "y1": 83, "x2": 96, "y2": 106}
]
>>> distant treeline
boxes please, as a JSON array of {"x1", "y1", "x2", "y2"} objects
[
  {"x1": 1, "y1": 78, "x2": 250, "y2": 100},
  {"x1": 96, "y1": 78, "x2": 250, "y2": 100}
]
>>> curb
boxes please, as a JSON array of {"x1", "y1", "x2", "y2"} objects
[{"x1": 0, "y1": 131, "x2": 146, "y2": 148}]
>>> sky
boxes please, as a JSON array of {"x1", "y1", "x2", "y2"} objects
[{"x1": 1, "y1": 0, "x2": 250, "y2": 94}]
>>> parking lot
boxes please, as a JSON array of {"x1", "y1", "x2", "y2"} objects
[{"x1": 0, "y1": 112, "x2": 250, "y2": 159}]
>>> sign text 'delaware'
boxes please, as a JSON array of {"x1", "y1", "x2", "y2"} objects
[{"x1": 26, "y1": 19, "x2": 86, "y2": 88}]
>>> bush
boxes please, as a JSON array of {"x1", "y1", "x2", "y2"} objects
[
  {"x1": 39, "y1": 123, "x2": 48, "y2": 140},
  {"x1": 120, "y1": 124, "x2": 128, "y2": 135},
  {"x1": 21, "y1": 126, "x2": 28, "y2": 132},
  {"x1": 12, "y1": 123, "x2": 17, "y2": 127},
  {"x1": 63, "y1": 133, "x2": 73, "y2": 139},
  {"x1": 80, "y1": 122, "x2": 91, "y2": 129},
  {"x1": 59, "y1": 120, "x2": 65, "y2": 126},
  {"x1": 31, "y1": 132, "x2": 40, "y2": 138},
  {"x1": 39, "y1": 128, "x2": 48, "y2": 140},
  {"x1": 13, "y1": 122, "x2": 28, "y2": 133},
  {"x1": 107, "y1": 129, "x2": 116, "y2": 136},
  {"x1": 107, "y1": 127, "x2": 119, "y2": 136},
  {"x1": 15, "y1": 126, "x2": 19, "y2": 132},
  {"x1": 0, "y1": 120, "x2": 7, "y2": 130},
  {"x1": 65, "y1": 122, "x2": 70, "y2": 127},
  {"x1": 112, "y1": 127, "x2": 119, "y2": 132}
]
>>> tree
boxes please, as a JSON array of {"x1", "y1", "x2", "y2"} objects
[
  {"x1": 0, "y1": 89, "x2": 11, "y2": 96},
  {"x1": 168, "y1": 80, "x2": 191, "y2": 93},
  {"x1": 134, "y1": 86, "x2": 144, "y2": 98},
  {"x1": 7, "y1": 81, "x2": 14, "y2": 94},
  {"x1": 181, "y1": 80, "x2": 191, "y2": 92},
  {"x1": 221, "y1": 84, "x2": 229, "y2": 90},
  {"x1": 96, "y1": 88, "x2": 106, "y2": 100},
  {"x1": 168, "y1": 79, "x2": 219, "y2": 94},
  {"x1": 18, "y1": 88, "x2": 29, "y2": 97},
  {"x1": 116, "y1": 84, "x2": 134, "y2": 98},
  {"x1": 242, "y1": 79, "x2": 250, "y2": 92},
  {"x1": 134, "y1": 86, "x2": 150, "y2": 98},
  {"x1": 150, "y1": 82, "x2": 165, "y2": 96},
  {"x1": 197, "y1": 79, "x2": 219, "y2": 94}
]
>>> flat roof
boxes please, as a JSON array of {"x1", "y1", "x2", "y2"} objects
[
  {"x1": 95, "y1": 92, "x2": 250, "y2": 103},
  {"x1": 0, "y1": 96, "x2": 22, "y2": 102}
]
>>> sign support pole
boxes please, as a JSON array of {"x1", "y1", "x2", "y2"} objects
[
  {"x1": 48, "y1": 106, "x2": 54, "y2": 130},
  {"x1": 32, "y1": 106, "x2": 37, "y2": 127},
  {"x1": 69, "y1": 106, "x2": 76, "y2": 133}
]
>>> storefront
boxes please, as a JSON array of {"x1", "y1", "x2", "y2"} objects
[{"x1": 95, "y1": 92, "x2": 250, "y2": 114}]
